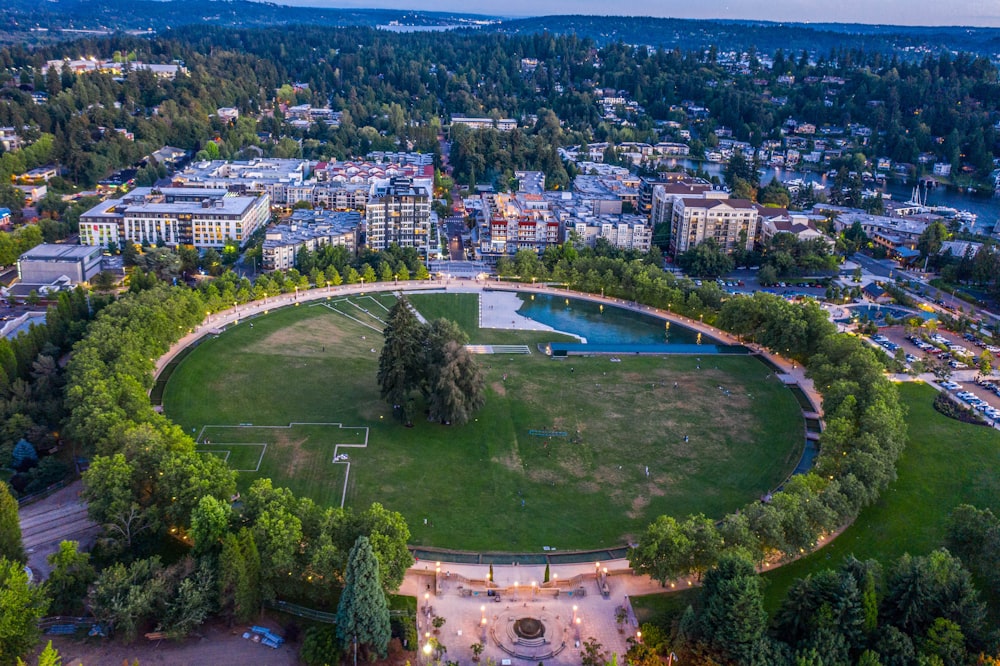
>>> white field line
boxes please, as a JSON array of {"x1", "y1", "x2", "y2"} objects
[
  {"x1": 361, "y1": 294, "x2": 392, "y2": 313},
  {"x1": 196, "y1": 423, "x2": 370, "y2": 508},
  {"x1": 314, "y1": 301, "x2": 383, "y2": 332},
  {"x1": 347, "y1": 299, "x2": 387, "y2": 325},
  {"x1": 195, "y1": 443, "x2": 267, "y2": 472}
]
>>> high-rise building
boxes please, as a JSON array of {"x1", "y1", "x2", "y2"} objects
[
  {"x1": 669, "y1": 198, "x2": 758, "y2": 256},
  {"x1": 365, "y1": 177, "x2": 431, "y2": 253}
]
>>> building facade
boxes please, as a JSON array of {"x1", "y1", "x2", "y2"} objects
[
  {"x1": 364, "y1": 177, "x2": 431, "y2": 253},
  {"x1": 669, "y1": 198, "x2": 758, "y2": 256},
  {"x1": 80, "y1": 187, "x2": 270, "y2": 249},
  {"x1": 262, "y1": 210, "x2": 360, "y2": 271},
  {"x1": 18, "y1": 244, "x2": 104, "y2": 284}
]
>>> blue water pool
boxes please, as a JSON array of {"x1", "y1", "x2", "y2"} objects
[
  {"x1": 841, "y1": 304, "x2": 936, "y2": 322},
  {"x1": 516, "y1": 293, "x2": 707, "y2": 345}
]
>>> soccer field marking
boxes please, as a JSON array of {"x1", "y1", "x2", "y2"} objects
[
  {"x1": 195, "y1": 422, "x2": 370, "y2": 508},
  {"x1": 346, "y1": 298, "x2": 387, "y2": 325},
  {"x1": 357, "y1": 294, "x2": 392, "y2": 313},
  {"x1": 313, "y1": 301, "x2": 384, "y2": 333},
  {"x1": 194, "y1": 443, "x2": 268, "y2": 472}
]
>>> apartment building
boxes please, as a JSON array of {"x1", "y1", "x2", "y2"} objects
[
  {"x1": 650, "y1": 181, "x2": 728, "y2": 240},
  {"x1": 262, "y1": 210, "x2": 360, "y2": 271},
  {"x1": 364, "y1": 177, "x2": 431, "y2": 253},
  {"x1": 669, "y1": 198, "x2": 758, "y2": 256},
  {"x1": 479, "y1": 192, "x2": 561, "y2": 260},
  {"x1": 79, "y1": 187, "x2": 270, "y2": 249},
  {"x1": 174, "y1": 158, "x2": 310, "y2": 206},
  {"x1": 449, "y1": 116, "x2": 518, "y2": 131}
]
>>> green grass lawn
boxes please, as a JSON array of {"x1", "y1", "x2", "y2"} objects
[
  {"x1": 406, "y1": 292, "x2": 479, "y2": 333},
  {"x1": 164, "y1": 294, "x2": 804, "y2": 552}
]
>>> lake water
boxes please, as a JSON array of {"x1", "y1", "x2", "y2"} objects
[
  {"x1": 516, "y1": 293, "x2": 702, "y2": 345},
  {"x1": 661, "y1": 158, "x2": 1000, "y2": 233}
]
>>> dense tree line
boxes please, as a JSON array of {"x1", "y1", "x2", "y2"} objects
[
  {"x1": 0, "y1": 288, "x2": 102, "y2": 497},
  {"x1": 644, "y1": 547, "x2": 994, "y2": 666}
]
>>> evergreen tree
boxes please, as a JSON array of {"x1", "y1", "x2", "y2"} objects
[
  {"x1": 424, "y1": 330, "x2": 485, "y2": 425},
  {"x1": 695, "y1": 554, "x2": 767, "y2": 666},
  {"x1": 236, "y1": 527, "x2": 262, "y2": 622},
  {"x1": 0, "y1": 481, "x2": 24, "y2": 563},
  {"x1": 219, "y1": 528, "x2": 262, "y2": 623},
  {"x1": 377, "y1": 299, "x2": 424, "y2": 424},
  {"x1": 336, "y1": 536, "x2": 391, "y2": 660}
]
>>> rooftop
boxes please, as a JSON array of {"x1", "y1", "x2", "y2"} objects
[{"x1": 20, "y1": 243, "x2": 101, "y2": 262}]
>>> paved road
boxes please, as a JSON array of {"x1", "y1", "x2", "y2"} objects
[{"x1": 18, "y1": 481, "x2": 99, "y2": 578}]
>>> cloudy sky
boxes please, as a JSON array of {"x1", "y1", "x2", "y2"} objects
[{"x1": 286, "y1": 0, "x2": 1000, "y2": 27}]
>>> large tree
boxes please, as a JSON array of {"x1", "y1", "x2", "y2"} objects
[
  {"x1": 422, "y1": 319, "x2": 485, "y2": 425},
  {"x1": 377, "y1": 299, "x2": 424, "y2": 424},
  {"x1": 0, "y1": 557, "x2": 49, "y2": 663},
  {"x1": 378, "y1": 303, "x2": 486, "y2": 425},
  {"x1": 0, "y1": 481, "x2": 24, "y2": 564},
  {"x1": 46, "y1": 540, "x2": 96, "y2": 615},
  {"x1": 677, "y1": 238, "x2": 735, "y2": 278},
  {"x1": 335, "y1": 536, "x2": 391, "y2": 661},
  {"x1": 917, "y1": 221, "x2": 949, "y2": 259},
  {"x1": 695, "y1": 554, "x2": 768, "y2": 666}
]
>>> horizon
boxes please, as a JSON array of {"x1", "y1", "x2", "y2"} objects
[{"x1": 255, "y1": 0, "x2": 1000, "y2": 29}]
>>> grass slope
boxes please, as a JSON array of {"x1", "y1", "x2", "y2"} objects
[
  {"x1": 760, "y1": 381, "x2": 1000, "y2": 611},
  {"x1": 163, "y1": 295, "x2": 803, "y2": 552}
]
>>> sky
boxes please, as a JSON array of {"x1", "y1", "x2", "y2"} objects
[{"x1": 282, "y1": 0, "x2": 1000, "y2": 28}]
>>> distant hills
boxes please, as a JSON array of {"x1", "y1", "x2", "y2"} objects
[{"x1": 4, "y1": 0, "x2": 1000, "y2": 56}]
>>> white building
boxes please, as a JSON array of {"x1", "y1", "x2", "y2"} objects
[
  {"x1": 669, "y1": 198, "x2": 758, "y2": 256},
  {"x1": 174, "y1": 159, "x2": 311, "y2": 206},
  {"x1": 365, "y1": 177, "x2": 431, "y2": 253},
  {"x1": 449, "y1": 116, "x2": 518, "y2": 131},
  {"x1": 80, "y1": 187, "x2": 270, "y2": 249}
]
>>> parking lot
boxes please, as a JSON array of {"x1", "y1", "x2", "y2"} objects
[{"x1": 874, "y1": 325, "x2": 1000, "y2": 424}]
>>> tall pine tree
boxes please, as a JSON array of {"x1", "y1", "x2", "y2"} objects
[
  {"x1": 336, "y1": 536, "x2": 391, "y2": 660},
  {"x1": 377, "y1": 299, "x2": 424, "y2": 424}
]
